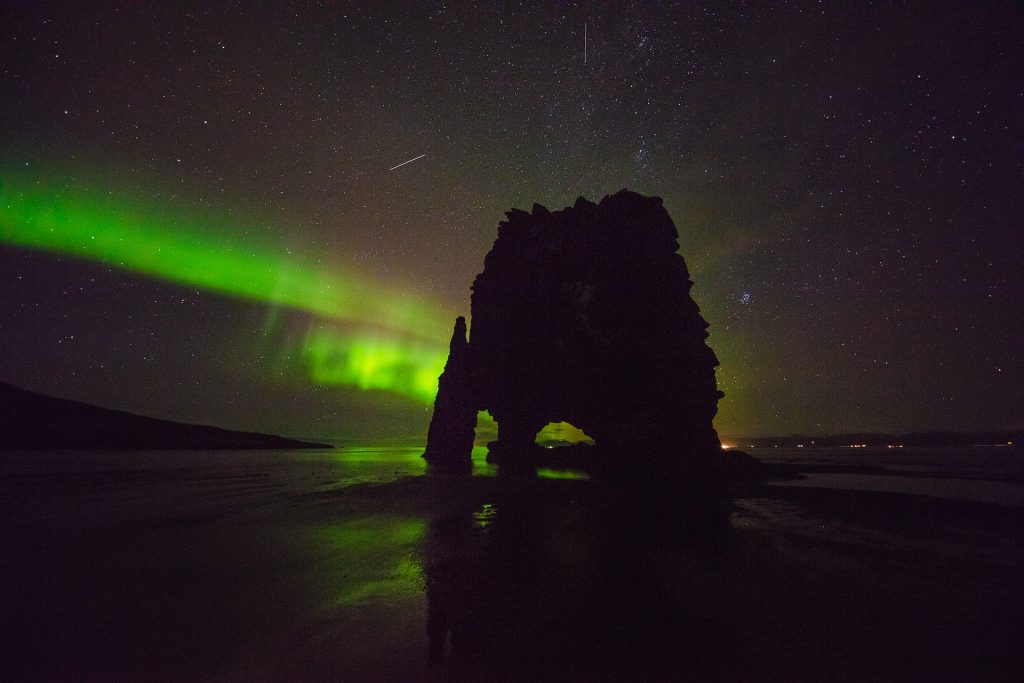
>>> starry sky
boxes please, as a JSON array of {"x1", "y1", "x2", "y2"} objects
[{"x1": 1, "y1": 1, "x2": 1021, "y2": 441}]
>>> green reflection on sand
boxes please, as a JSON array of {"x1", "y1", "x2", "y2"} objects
[
  {"x1": 536, "y1": 468, "x2": 590, "y2": 480},
  {"x1": 315, "y1": 517, "x2": 425, "y2": 607}
]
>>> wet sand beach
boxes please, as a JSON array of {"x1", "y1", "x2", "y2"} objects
[{"x1": 1, "y1": 446, "x2": 1021, "y2": 681}]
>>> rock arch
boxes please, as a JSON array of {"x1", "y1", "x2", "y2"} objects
[{"x1": 424, "y1": 190, "x2": 723, "y2": 476}]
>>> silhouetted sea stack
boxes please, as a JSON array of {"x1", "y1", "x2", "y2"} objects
[
  {"x1": 424, "y1": 190, "x2": 724, "y2": 478},
  {"x1": 422, "y1": 316, "x2": 476, "y2": 470}
]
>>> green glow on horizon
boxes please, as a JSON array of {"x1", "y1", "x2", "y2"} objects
[
  {"x1": 303, "y1": 327, "x2": 447, "y2": 403},
  {"x1": 0, "y1": 172, "x2": 451, "y2": 340}
]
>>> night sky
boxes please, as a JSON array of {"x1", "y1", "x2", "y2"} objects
[{"x1": 1, "y1": 1, "x2": 1021, "y2": 441}]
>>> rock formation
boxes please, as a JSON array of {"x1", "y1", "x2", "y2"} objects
[
  {"x1": 424, "y1": 190, "x2": 724, "y2": 477},
  {"x1": 422, "y1": 316, "x2": 476, "y2": 469}
]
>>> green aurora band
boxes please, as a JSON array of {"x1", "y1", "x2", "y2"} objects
[
  {"x1": 303, "y1": 327, "x2": 447, "y2": 405},
  {"x1": 0, "y1": 172, "x2": 452, "y2": 403}
]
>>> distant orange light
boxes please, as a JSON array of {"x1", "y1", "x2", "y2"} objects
[{"x1": 720, "y1": 443, "x2": 733, "y2": 450}]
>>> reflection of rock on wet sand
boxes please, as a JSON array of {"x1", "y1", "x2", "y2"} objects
[
  {"x1": 407, "y1": 468, "x2": 1023, "y2": 680},
  {"x1": 418, "y1": 469, "x2": 737, "y2": 680}
]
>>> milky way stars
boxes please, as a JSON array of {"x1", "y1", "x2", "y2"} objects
[{"x1": 1, "y1": 2, "x2": 1021, "y2": 439}]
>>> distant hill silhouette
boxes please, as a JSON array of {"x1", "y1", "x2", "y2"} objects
[{"x1": 0, "y1": 381, "x2": 327, "y2": 450}]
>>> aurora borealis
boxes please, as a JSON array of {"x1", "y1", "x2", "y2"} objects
[
  {"x1": 0, "y1": 172, "x2": 454, "y2": 337},
  {"x1": 1, "y1": 2, "x2": 1021, "y2": 440},
  {"x1": 303, "y1": 326, "x2": 446, "y2": 404},
  {"x1": 0, "y1": 170, "x2": 453, "y2": 405}
]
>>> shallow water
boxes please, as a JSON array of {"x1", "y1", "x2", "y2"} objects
[
  {"x1": 753, "y1": 446, "x2": 1024, "y2": 505},
  {"x1": 1, "y1": 446, "x2": 1021, "y2": 680}
]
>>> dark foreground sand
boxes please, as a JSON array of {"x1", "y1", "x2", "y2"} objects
[{"x1": 1, "y1": 447, "x2": 1021, "y2": 681}]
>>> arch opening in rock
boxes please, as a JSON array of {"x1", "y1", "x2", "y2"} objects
[{"x1": 535, "y1": 422, "x2": 595, "y2": 448}]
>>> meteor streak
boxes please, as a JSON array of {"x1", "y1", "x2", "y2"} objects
[{"x1": 388, "y1": 154, "x2": 426, "y2": 171}]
